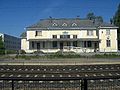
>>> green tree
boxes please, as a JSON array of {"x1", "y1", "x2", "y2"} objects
[
  {"x1": 86, "y1": 12, "x2": 103, "y2": 23},
  {"x1": 112, "y1": 3, "x2": 120, "y2": 49},
  {"x1": 0, "y1": 36, "x2": 5, "y2": 54},
  {"x1": 86, "y1": 12, "x2": 95, "y2": 20}
]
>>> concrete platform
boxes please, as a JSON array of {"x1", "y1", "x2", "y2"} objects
[{"x1": 0, "y1": 58, "x2": 120, "y2": 65}]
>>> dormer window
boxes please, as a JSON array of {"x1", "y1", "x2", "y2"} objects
[
  {"x1": 72, "y1": 23, "x2": 77, "y2": 26},
  {"x1": 52, "y1": 23, "x2": 57, "y2": 26},
  {"x1": 62, "y1": 23, "x2": 67, "y2": 26}
]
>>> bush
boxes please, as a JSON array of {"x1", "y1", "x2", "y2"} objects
[
  {"x1": 33, "y1": 51, "x2": 44, "y2": 54},
  {"x1": 19, "y1": 50, "x2": 26, "y2": 54},
  {"x1": 0, "y1": 50, "x2": 5, "y2": 55},
  {"x1": 6, "y1": 50, "x2": 17, "y2": 54}
]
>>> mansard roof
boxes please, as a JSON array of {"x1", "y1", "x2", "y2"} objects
[{"x1": 27, "y1": 18, "x2": 117, "y2": 29}]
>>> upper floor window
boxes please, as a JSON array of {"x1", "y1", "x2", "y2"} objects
[
  {"x1": 73, "y1": 35, "x2": 77, "y2": 38},
  {"x1": 106, "y1": 29, "x2": 110, "y2": 35},
  {"x1": 53, "y1": 35, "x2": 57, "y2": 38},
  {"x1": 72, "y1": 23, "x2": 77, "y2": 26},
  {"x1": 35, "y1": 31, "x2": 42, "y2": 36},
  {"x1": 60, "y1": 35, "x2": 70, "y2": 39},
  {"x1": 52, "y1": 23, "x2": 57, "y2": 26},
  {"x1": 106, "y1": 40, "x2": 111, "y2": 47},
  {"x1": 62, "y1": 23, "x2": 67, "y2": 26},
  {"x1": 87, "y1": 30, "x2": 93, "y2": 36}
]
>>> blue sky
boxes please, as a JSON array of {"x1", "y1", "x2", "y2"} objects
[{"x1": 0, "y1": 0, "x2": 120, "y2": 37}]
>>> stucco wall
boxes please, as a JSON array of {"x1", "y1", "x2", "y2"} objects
[{"x1": 99, "y1": 28, "x2": 118, "y2": 52}]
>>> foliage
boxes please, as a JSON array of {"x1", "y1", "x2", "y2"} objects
[
  {"x1": 20, "y1": 32, "x2": 26, "y2": 38},
  {"x1": 86, "y1": 12, "x2": 103, "y2": 23},
  {"x1": 19, "y1": 50, "x2": 26, "y2": 54},
  {"x1": 0, "y1": 36, "x2": 5, "y2": 54},
  {"x1": 112, "y1": 3, "x2": 120, "y2": 49}
]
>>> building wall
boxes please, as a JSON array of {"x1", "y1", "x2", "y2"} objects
[
  {"x1": 27, "y1": 29, "x2": 98, "y2": 40},
  {"x1": 0, "y1": 33, "x2": 21, "y2": 50},
  {"x1": 99, "y1": 28, "x2": 118, "y2": 52}
]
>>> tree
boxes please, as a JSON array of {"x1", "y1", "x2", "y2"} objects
[
  {"x1": 0, "y1": 36, "x2": 5, "y2": 54},
  {"x1": 86, "y1": 12, "x2": 103, "y2": 23},
  {"x1": 86, "y1": 12, "x2": 95, "y2": 20},
  {"x1": 112, "y1": 3, "x2": 120, "y2": 49}
]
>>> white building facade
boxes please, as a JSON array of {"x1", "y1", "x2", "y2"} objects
[{"x1": 21, "y1": 18, "x2": 118, "y2": 53}]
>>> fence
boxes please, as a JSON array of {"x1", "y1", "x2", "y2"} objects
[{"x1": 0, "y1": 76, "x2": 120, "y2": 90}]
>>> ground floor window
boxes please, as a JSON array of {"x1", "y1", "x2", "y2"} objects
[
  {"x1": 106, "y1": 40, "x2": 111, "y2": 47},
  {"x1": 87, "y1": 41, "x2": 92, "y2": 47},
  {"x1": 84, "y1": 41, "x2": 92, "y2": 47},
  {"x1": 73, "y1": 41, "x2": 77, "y2": 47},
  {"x1": 37, "y1": 43, "x2": 40, "y2": 49},
  {"x1": 32, "y1": 41, "x2": 34, "y2": 49},
  {"x1": 43, "y1": 41, "x2": 45, "y2": 48},
  {"x1": 52, "y1": 41, "x2": 57, "y2": 48}
]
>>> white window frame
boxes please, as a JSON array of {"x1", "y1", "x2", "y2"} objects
[
  {"x1": 72, "y1": 23, "x2": 77, "y2": 26},
  {"x1": 106, "y1": 29, "x2": 110, "y2": 35},
  {"x1": 62, "y1": 23, "x2": 67, "y2": 26},
  {"x1": 35, "y1": 31, "x2": 42, "y2": 36},
  {"x1": 87, "y1": 30, "x2": 93, "y2": 36}
]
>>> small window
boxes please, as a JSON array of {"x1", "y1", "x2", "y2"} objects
[
  {"x1": 52, "y1": 23, "x2": 57, "y2": 26},
  {"x1": 72, "y1": 23, "x2": 77, "y2": 26},
  {"x1": 62, "y1": 23, "x2": 67, "y2": 26},
  {"x1": 73, "y1": 35, "x2": 77, "y2": 38},
  {"x1": 106, "y1": 29, "x2": 110, "y2": 35},
  {"x1": 87, "y1": 30, "x2": 93, "y2": 36},
  {"x1": 60, "y1": 35, "x2": 70, "y2": 39},
  {"x1": 106, "y1": 40, "x2": 111, "y2": 47},
  {"x1": 35, "y1": 31, "x2": 42, "y2": 36},
  {"x1": 53, "y1": 35, "x2": 57, "y2": 38}
]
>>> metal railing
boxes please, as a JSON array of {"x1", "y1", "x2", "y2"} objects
[{"x1": 0, "y1": 76, "x2": 120, "y2": 90}]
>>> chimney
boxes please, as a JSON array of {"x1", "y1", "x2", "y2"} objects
[{"x1": 49, "y1": 16, "x2": 53, "y2": 23}]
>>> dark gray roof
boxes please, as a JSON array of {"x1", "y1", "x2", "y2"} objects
[{"x1": 27, "y1": 18, "x2": 117, "y2": 29}]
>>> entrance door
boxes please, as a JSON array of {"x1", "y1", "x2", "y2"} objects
[{"x1": 60, "y1": 42, "x2": 63, "y2": 49}]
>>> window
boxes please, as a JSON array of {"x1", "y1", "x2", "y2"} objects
[
  {"x1": 52, "y1": 41, "x2": 57, "y2": 48},
  {"x1": 87, "y1": 30, "x2": 93, "y2": 36},
  {"x1": 73, "y1": 41, "x2": 77, "y2": 47},
  {"x1": 87, "y1": 41, "x2": 92, "y2": 47},
  {"x1": 53, "y1": 35, "x2": 57, "y2": 38},
  {"x1": 60, "y1": 35, "x2": 70, "y2": 39},
  {"x1": 43, "y1": 41, "x2": 45, "y2": 48},
  {"x1": 52, "y1": 23, "x2": 57, "y2": 26},
  {"x1": 106, "y1": 29, "x2": 110, "y2": 35},
  {"x1": 35, "y1": 31, "x2": 42, "y2": 36},
  {"x1": 84, "y1": 41, "x2": 87, "y2": 47},
  {"x1": 73, "y1": 35, "x2": 77, "y2": 38},
  {"x1": 106, "y1": 40, "x2": 111, "y2": 47},
  {"x1": 72, "y1": 23, "x2": 77, "y2": 26},
  {"x1": 32, "y1": 41, "x2": 34, "y2": 48},
  {"x1": 62, "y1": 23, "x2": 67, "y2": 26},
  {"x1": 37, "y1": 43, "x2": 40, "y2": 49}
]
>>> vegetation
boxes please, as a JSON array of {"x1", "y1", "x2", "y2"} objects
[
  {"x1": 111, "y1": 3, "x2": 120, "y2": 49},
  {"x1": 86, "y1": 12, "x2": 103, "y2": 23},
  {"x1": 0, "y1": 36, "x2": 5, "y2": 55}
]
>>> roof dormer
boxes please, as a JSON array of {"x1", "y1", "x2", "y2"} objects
[
  {"x1": 72, "y1": 23, "x2": 77, "y2": 26},
  {"x1": 52, "y1": 23, "x2": 57, "y2": 26},
  {"x1": 62, "y1": 23, "x2": 67, "y2": 26}
]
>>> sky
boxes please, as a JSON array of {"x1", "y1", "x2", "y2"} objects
[{"x1": 0, "y1": 0, "x2": 120, "y2": 37}]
